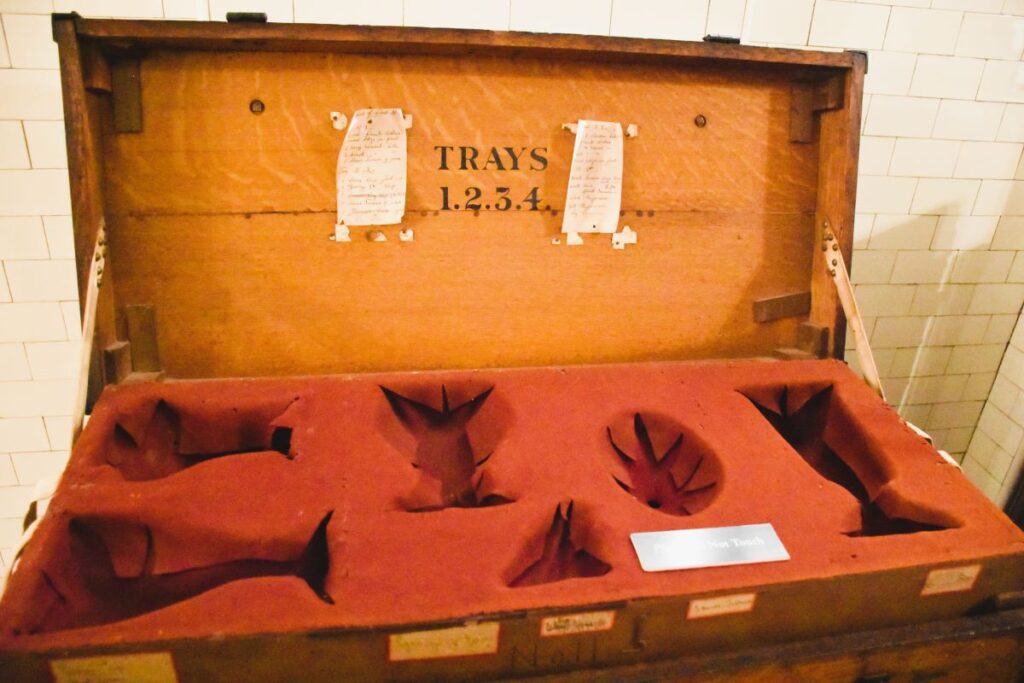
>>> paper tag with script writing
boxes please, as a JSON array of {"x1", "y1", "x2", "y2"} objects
[
  {"x1": 50, "y1": 652, "x2": 177, "y2": 683},
  {"x1": 388, "y1": 622, "x2": 500, "y2": 661},
  {"x1": 561, "y1": 120, "x2": 623, "y2": 235},
  {"x1": 540, "y1": 610, "x2": 616, "y2": 637},
  {"x1": 630, "y1": 523, "x2": 789, "y2": 572},
  {"x1": 921, "y1": 564, "x2": 981, "y2": 596},
  {"x1": 687, "y1": 593, "x2": 757, "y2": 619},
  {"x1": 337, "y1": 108, "x2": 408, "y2": 226}
]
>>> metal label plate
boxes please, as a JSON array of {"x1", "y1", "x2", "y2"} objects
[{"x1": 630, "y1": 523, "x2": 790, "y2": 572}]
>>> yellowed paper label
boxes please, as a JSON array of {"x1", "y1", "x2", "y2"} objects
[
  {"x1": 337, "y1": 108, "x2": 407, "y2": 226},
  {"x1": 921, "y1": 564, "x2": 981, "y2": 596},
  {"x1": 687, "y1": 592, "x2": 757, "y2": 619},
  {"x1": 540, "y1": 610, "x2": 616, "y2": 637},
  {"x1": 50, "y1": 652, "x2": 177, "y2": 683},
  {"x1": 389, "y1": 622, "x2": 500, "y2": 661},
  {"x1": 561, "y1": 120, "x2": 623, "y2": 235}
]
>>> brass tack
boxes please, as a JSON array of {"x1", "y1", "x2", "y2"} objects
[
  {"x1": 831, "y1": 259, "x2": 837, "y2": 266},
  {"x1": 831, "y1": 243, "x2": 839, "y2": 251}
]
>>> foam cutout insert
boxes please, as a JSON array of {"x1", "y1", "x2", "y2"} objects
[{"x1": 1, "y1": 359, "x2": 1022, "y2": 650}]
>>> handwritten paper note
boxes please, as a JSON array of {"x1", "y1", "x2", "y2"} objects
[
  {"x1": 561, "y1": 120, "x2": 623, "y2": 235},
  {"x1": 336, "y1": 108, "x2": 408, "y2": 226}
]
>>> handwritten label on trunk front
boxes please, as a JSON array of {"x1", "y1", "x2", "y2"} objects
[
  {"x1": 540, "y1": 610, "x2": 615, "y2": 636},
  {"x1": 561, "y1": 120, "x2": 623, "y2": 235},
  {"x1": 921, "y1": 564, "x2": 981, "y2": 596},
  {"x1": 50, "y1": 652, "x2": 177, "y2": 683},
  {"x1": 388, "y1": 622, "x2": 500, "y2": 661},
  {"x1": 337, "y1": 108, "x2": 407, "y2": 226},
  {"x1": 687, "y1": 593, "x2": 757, "y2": 619}
]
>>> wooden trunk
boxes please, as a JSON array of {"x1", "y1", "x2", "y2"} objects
[{"x1": 0, "y1": 14, "x2": 1021, "y2": 682}]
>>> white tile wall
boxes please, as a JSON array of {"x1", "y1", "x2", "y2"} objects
[
  {"x1": 865, "y1": 96, "x2": 939, "y2": 138},
  {"x1": 933, "y1": 100, "x2": 1006, "y2": 142},
  {"x1": 405, "y1": 0, "x2": 510, "y2": 31},
  {"x1": 910, "y1": 178, "x2": 980, "y2": 215},
  {"x1": 977, "y1": 59, "x2": 1024, "y2": 103},
  {"x1": 705, "y1": 0, "x2": 744, "y2": 37},
  {"x1": 23, "y1": 120, "x2": 67, "y2": 169},
  {"x1": 4, "y1": 260, "x2": 76, "y2": 301},
  {"x1": 888, "y1": 138, "x2": 959, "y2": 178},
  {"x1": 0, "y1": 2, "x2": 53, "y2": 14},
  {"x1": 743, "y1": 0, "x2": 814, "y2": 45},
  {"x1": 511, "y1": 0, "x2": 611, "y2": 35},
  {"x1": 956, "y1": 12, "x2": 1024, "y2": 60},
  {"x1": 293, "y1": 0, "x2": 402, "y2": 26},
  {"x1": 974, "y1": 179, "x2": 1024, "y2": 214},
  {"x1": 0, "y1": 170, "x2": 71, "y2": 215},
  {"x1": 883, "y1": 7, "x2": 961, "y2": 55},
  {"x1": 868, "y1": 213, "x2": 936, "y2": 249},
  {"x1": 808, "y1": 1, "x2": 888, "y2": 49},
  {"x1": 610, "y1": 0, "x2": 707, "y2": 41},
  {"x1": 1, "y1": 0, "x2": 1023, "y2": 554},
  {"x1": 931, "y1": 216, "x2": 998, "y2": 250},
  {"x1": 0, "y1": 122, "x2": 29, "y2": 169},
  {"x1": 0, "y1": 24, "x2": 10, "y2": 70},
  {"x1": 51, "y1": 1, "x2": 163, "y2": 18},
  {"x1": 934, "y1": 0, "x2": 1003, "y2": 11},
  {"x1": 0, "y1": 69, "x2": 62, "y2": 119},
  {"x1": 0, "y1": 345, "x2": 30, "y2": 381},
  {"x1": 909, "y1": 56, "x2": 985, "y2": 100},
  {"x1": 162, "y1": 0, "x2": 209, "y2": 21},
  {"x1": 0, "y1": 304, "x2": 67, "y2": 342},
  {"x1": 855, "y1": 175, "x2": 917, "y2": 213},
  {"x1": 956, "y1": 142, "x2": 1023, "y2": 180},
  {"x1": 1, "y1": 13, "x2": 55, "y2": 68},
  {"x1": 999, "y1": 104, "x2": 1024, "y2": 142},
  {"x1": 863, "y1": 51, "x2": 915, "y2": 96},
  {"x1": 858, "y1": 136, "x2": 895, "y2": 175}
]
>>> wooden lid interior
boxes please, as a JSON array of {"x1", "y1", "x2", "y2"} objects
[{"x1": 60, "y1": 21, "x2": 863, "y2": 381}]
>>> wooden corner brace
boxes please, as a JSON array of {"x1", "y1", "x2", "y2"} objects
[
  {"x1": 789, "y1": 75, "x2": 844, "y2": 143},
  {"x1": 110, "y1": 54, "x2": 142, "y2": 133}
]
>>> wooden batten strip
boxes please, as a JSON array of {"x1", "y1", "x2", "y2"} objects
[
  {"x1": 124, "y1": 304, "x2": 162, "y2": 373},
  {"x1": 752, "y1": 291, "x2": 811, "y2": 323},
  {"x1": 790, "y1": 76, "x2": 845, "y2": 144},
  {"x1": 81, "y1": 42, "x2": 111, "y2": 93},
  {"x1": 797, "y1": 322, "x2": 829, "y2": 358},
  {"x1": 103, "y1": 340, "x2": 132, "y2": 384},
  {"x1": 110, "y1": 55, "x2": 143, "y2": 133}
]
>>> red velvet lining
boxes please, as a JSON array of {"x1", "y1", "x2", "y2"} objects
[{"x1": 1, "y1": 359, "x2": 1022, "y2": 650}]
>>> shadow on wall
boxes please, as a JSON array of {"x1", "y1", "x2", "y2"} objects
[{"x1": 849, "y1": 183, "x2": 1024, "y2": 463}]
